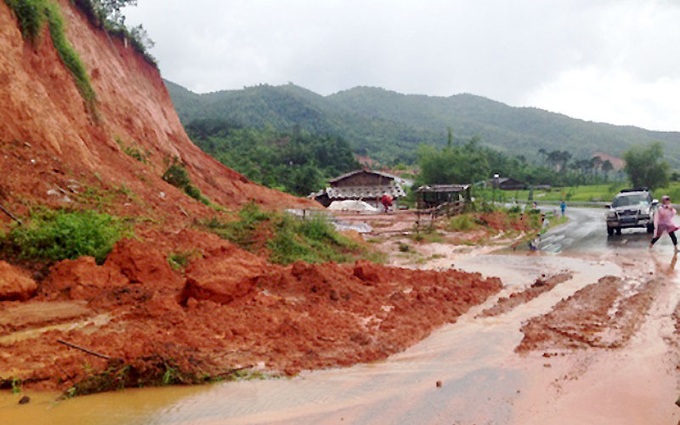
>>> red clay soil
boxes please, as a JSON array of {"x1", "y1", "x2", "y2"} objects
[
  {"x1": 0, "y1": 0, "x2": 313, "y2": 229},
  {"x1": 0, "y1": 232, "x2": 502, "y2": 392},
  {"x1": 516, "y1": 276, "x2": 661, "y2": 354},
  {"x1": 0, "y1": 1, "x2": 504, "y2": 393}
]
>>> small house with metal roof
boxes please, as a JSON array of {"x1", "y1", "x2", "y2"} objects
[{"x1": 311, "y1": 170, "x2": 406, "y2": 209}]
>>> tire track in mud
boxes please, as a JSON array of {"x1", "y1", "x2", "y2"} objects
[
  {"x1": 476, "y1": 272, "x2": 572, "y2": 318},
  {"x1": 516, "y1": 275, "x2": 663, "y2": 354}
]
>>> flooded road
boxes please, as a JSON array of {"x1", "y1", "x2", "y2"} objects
[{"x1": 2, "y1": 208, "x2": 679, "y2": 424}]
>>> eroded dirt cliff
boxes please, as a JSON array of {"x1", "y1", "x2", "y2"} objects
[
  {"x1": 0, "y1": 1, "x2": 503, "y2": 393},
  {"x1": 0, "y1": 0, "x2": 313, "y2": 221}
]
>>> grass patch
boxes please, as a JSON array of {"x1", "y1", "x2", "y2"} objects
[
  {"x1": 447, "y1": 214, "x2": 478, "y2": 232},
  {"x1": 1, "y1": 208, "x2": 130, "y2": 264},
  {"x1": 412, "y1": 228, "x2": 445, "y2": 244},
  {"x1": 77, "y1": 186, "x2": 117, "y2": 210},
  {"x1": 508, "y1": 184, "x2": 627, "y2": 203},
  {"x1": 200, "y1": 203, "x2": 270, "y2": 251},
  {"x1": 268, "y1": 214, "x2": 357, "y2": 265},
  {"x1": 4, "y1": 0, "x2": 46, "y2": 42},
  {"x1": 116, "y1": 137, "x2": 149, "y2": 163},
  {"x1": 167, "y1": 250, "x2": 200, "y2": 271},
  {"x1": 199, "y1": 204, "x2": 375, "y2": 265},
  {"x1": 44, "y1": 2, "x2": 96, "y2": 109},
  {"x1": 162, "y1": 158, "x2": 211, "y2": 205}
]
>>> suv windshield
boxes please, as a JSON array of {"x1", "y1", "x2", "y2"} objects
[{"x1": 611, "y1": 193, "x2": 649, "y2": 208}]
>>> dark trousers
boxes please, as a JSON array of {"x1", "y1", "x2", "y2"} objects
[{"x1": 651, "y1": 231, "x2": 678, "y2": 246}]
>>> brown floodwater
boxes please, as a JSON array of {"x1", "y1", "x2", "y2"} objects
[{"x1": 7, "y1": 255, "x2": 671, "y2": 425}]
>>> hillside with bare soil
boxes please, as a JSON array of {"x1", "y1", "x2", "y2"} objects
[{"x1": 0, "y1": 0, "x2": 502, "y2": 394}]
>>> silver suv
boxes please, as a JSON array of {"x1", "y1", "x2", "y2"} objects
[{"x1": 605, "y1": 188, "x2": 657, "y2": 236}]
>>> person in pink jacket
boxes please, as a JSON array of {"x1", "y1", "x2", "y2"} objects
[{"x1": 649, "y1": 195, "x2": 679, "y2": 250}]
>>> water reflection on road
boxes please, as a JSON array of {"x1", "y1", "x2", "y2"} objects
[{"x1": 537, "y1": 206, "x2": 662, "y2": 254}]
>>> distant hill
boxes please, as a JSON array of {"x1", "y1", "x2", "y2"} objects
[{"x1": 166, "y1": 81, "x2": 680, "y2": 166}]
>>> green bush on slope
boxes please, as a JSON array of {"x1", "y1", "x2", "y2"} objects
[{"x1": 1, "y1": 209, "x2": 129, "y2": 264}]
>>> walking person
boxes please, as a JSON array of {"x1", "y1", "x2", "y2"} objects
[
  {"x1": 649, "y1": 195, "x2": 679, "y2": 251},
  {"x1": 380, "y1": 193, "x2": 393, "y2": 213},
  {"x1": 560, "y1": 200, "x2": 566, "y2": 217}
]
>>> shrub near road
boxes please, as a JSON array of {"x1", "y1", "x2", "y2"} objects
[{"x1": 1, "y1": 209, "x2": 128, "y2": 264}]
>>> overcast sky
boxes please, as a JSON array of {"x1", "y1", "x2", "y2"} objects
[{"x1": 124, "y1": 0, "x2": 680, "y2": 132}]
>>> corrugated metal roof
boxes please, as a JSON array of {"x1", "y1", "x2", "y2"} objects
[
  {"x1": 325, "y1": 184, "x2": 406, "y2": 199},
  {"x1": 329, "y1": 169, "x2": 400, "y2": 184},
  {"x1": 416, "y1": 184, "x2": 470, "y2": 193}
]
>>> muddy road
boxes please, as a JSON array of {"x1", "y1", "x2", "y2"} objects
[{"x1": 2, "y1": 207, "x2": 679, "y2": 424}]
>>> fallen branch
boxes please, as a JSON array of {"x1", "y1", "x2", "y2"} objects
[
  {"x1": 0, "y1": 203, "x2": 22, "y2": 225},
  {"x1": 57, "y1": 339, "x2": 111, "y2": 360}
]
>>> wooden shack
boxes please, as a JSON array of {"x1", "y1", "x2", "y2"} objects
[{"x1": 415, "y1": 184, "x2": 471, "y2": 210}]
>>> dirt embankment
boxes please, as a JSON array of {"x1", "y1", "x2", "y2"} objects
[
  {"x1": 0, "y1": 0, "x2": 313, "y2": 226},
  {"x1": 0, "y1": 231, "x2": 502, "y2": 392}
]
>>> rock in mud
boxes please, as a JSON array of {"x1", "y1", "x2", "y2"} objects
[
  {"x1": 179, "y1": 245, "x2": 267, "y2": 305},
  {"x1": 353, "y1": 260, "x2": 383, "y2": 284},
  {"x1": 106, "y1": 238, "x2": 177, "y2": 285},
  {"x1": 0, "y1": 261, "x2": 37, "y2": 301},
  {"x1": 41, "y1": 256, "x2": 128, "y2": 301}
]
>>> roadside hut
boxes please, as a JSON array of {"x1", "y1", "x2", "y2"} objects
[
  {"x1": 488, "y1": 177, "x2": 526, "y2": 191},
  {"x1": 416, "y1": 184, "x2": 471, "y2": 211},
  {"x1": 311, "y1": 170, "x2": 406, "y2": 209}
]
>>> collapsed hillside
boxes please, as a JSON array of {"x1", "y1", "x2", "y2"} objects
[
  {"x1": 0, "y1": 0, "x2": 502, "y2": 393},
  {"x1": 0, "y1": 0, "x2": 312, "y2": 222}
]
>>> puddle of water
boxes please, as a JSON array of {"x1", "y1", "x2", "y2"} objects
[
  {"x1": 0, "y1": 386, "x2": 207, "y2": 425},
  {"x1": 0, "y1": 255, "x2": 625, "y2": 425}
]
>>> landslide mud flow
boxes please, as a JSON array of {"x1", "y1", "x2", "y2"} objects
[
  {"x1": 3, "y1": 209, "x2": 680, "y2": 425},
  {"x1": 0, "y1": 0, "x2": 503, "y2": 402},
  {"x1": 0, "y1": 233, "x2": 502, "y2": 393},
  {"x1": 1, "y1": 1, "x2": 679, "y2": 423}
]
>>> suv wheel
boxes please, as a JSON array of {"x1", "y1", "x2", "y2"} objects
[
  {"x1": 647, "y1": 223, "x2": 654, "y2": 234},
  {"x1": 607, "y1": 227, "x2": 614, "y2": 236}
]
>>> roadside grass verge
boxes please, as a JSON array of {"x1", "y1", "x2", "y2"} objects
[
  {"x1": 504, "y1": 183, "x2": 626, "y2": 203},
  {"x1": 508, "y1": 182, "x2": 680, "y2": 204},
  {"x1": 199, "y1": 203, "x2": 381, "y2": 265}
]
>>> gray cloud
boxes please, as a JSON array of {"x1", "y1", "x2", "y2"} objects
[{"x1": 124, "y1": 0, "x2": 680, "y2": 131}]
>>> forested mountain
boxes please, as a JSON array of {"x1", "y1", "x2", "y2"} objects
[
  {"x1": 185, "y1": 119, "x2": 359, "y2": 196},
  {"x1": 166, "y1": 81, "x2": 680, "y2": 166}
]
